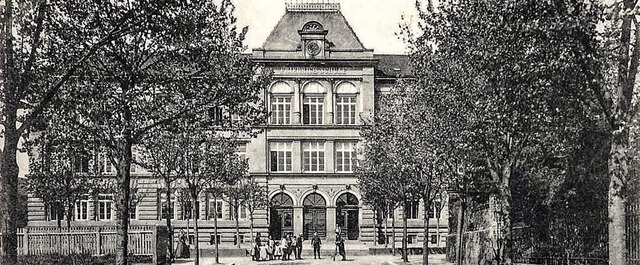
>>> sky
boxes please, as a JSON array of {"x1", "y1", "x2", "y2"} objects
[{"x1": 232, "y1": 0, "x2": 420, "y2": 54}]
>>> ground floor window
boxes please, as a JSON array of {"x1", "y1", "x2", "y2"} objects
[
  {"x1": 75, "y1": 195, "x2": 90, "y2": 221},
  {"x1": 98, "y1": 194, "x2": 114, "y2": 221}
]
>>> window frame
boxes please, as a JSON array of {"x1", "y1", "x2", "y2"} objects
[
  {"x1": 335, "y1": 95, "x2": 357, "y2": 125},
  {"x1": 335, "y1": 142, "x2": 356, "y2": 172},
  {"x1": 303, "y1": 141, "x2": 325, "y2": 172},
  {"x1": 74, "y1": 195, "x2": 90, "y2": 221},
  {"x1": 97, "y1": 194, "x2": 114, "y2": 221},
  {"x1": 270, "y1": 142, "x2": 293, "y2": 172},
  {"x1": 404, "y1": 200, "x2": 420, "y2": 220},
  {"x1": 302, "y1": 95, "x2": 325, "y2": 125},
  {"x1": 270, "y1": 95, "x2": 292, "y2": 125}
]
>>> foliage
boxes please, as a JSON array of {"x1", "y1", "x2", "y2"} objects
[
  {"x1": 408, "y1": 0, "x2": 602, "y2": 263},
  {"x1": 35, "y1": 0, "x2": 269, "y2": 263},
  {"x1": 17, "y1": 254, "x2": 149, "y2": 265}
]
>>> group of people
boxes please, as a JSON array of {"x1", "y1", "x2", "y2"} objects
[{"x1": 251, "y1": 231, "x2": 346, "y2": 262}]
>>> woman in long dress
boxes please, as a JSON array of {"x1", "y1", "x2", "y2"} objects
[{"x1": 175, "y1": 229, "x2": 190, "y2": 258}]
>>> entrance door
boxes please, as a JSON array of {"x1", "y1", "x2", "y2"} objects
[
  {"x1": 270, "y1": 193, "x2": 294, "y2": 239},
  {"x1": 303, "y1": 193, "x2": 327, "y2": 239},
  {"x1": 336, "y1": 193, "x2": 360, "y2": 240}
]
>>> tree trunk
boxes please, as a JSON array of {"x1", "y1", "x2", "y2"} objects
[
  {"x1": 490, "y1": 163, "x2": 513, "y2": 265},
  {"x1": 384, "y1": 209, "x2": 388, "y2": 249},
  {"x1": 0, "y1": 35, "x2": 19, "y2": 265},
  {"x1": 608, "y1": 129, "x2": 628, "y2": 265},
  {"x1": 402, "y1": 200, "x2": 408, "y2": 263},
  {"x1": 65, "y1": 201, "x2": 72, "y2": 228},
  {"x1": 456, "y1": 194, "x2": 465, "y2": 265},
  {"x1": 214, "y1": 196, "x2": 219, "y2": 264},
  {"x1": 235, "y1": 205, "x2": 240, "y2": 249},
  {"x1": 373, "y1": 209, "x2": 377, "y2": 247},
  {"x1": 250, "y1": 214, "x2": 254, "y2": 244},
  {"x1": 392, "y1": 210, "x2": 396, "y2": 256},
  {"x1": 423, "y1": 198, "x2": 430, "y2": 265},
  {"x1": 165, "y1": 186, "x2": 174, "y2": 264},
  {"x1": 192, "y1": 198, "x2": 200, "y2": 265},
  {"x1": 115, "y1": 145, "x2": 133, "y2": 265}
]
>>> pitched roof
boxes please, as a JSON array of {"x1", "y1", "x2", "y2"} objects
[
  {"x1": 262, "y1": 9, "x2": 366, "y2": 51},
  {"x1": 374, "y1": 54, "x2": 414, "y2": 78}
]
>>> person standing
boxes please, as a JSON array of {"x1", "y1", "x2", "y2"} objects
[
  {"x1": 311, "y1": 232, "x2": 322, "y2": 259},
  {"x1": 175, "y1": 229, "x2": 190, "y2": 259},
  {"x1": 280, "y1": 237, "x2": 288, "y2": 260},
  {"x1": 335, "y1": 234, "x2": 346, "y2": 261},
  {"x1": 285, "y1": 233, "x2": 293, "y2": 260},
  {"x1": 296, "y1": 233, "x2": 304, "y2": 259},
  {"x1": 267, "y1": 236, "x2": 275, "y2": 260},
  {"x1": 253, "y1": 232, "x2": 262, "y2": 261}
]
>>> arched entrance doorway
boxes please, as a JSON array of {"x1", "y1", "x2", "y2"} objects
[
  {"x1": 336, "y1": 193, "x2": 359, "y2": 240},
  {"x1": 303, "y1": 193, "x2": 326, "y2": 239},
  {"x1": 269, "y1": 193, "x2": 294, "y2": 240}
]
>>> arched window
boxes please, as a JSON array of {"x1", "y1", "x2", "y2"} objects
[
  {"x1": 302, "y1": 21, "x2": 324, "y2": 32},
  {"x1": 270, "y1": 82, "x2": 293, "y2": 125},
  {"x1": 271, "y1": 193, "x2": 294, "y2": 207},
  {"x1": 303, "y1": 193, "x2": 326, "y2": 207},
  {"x1": 336, "y1": 193, "x2": 359, "y2": 208},
  {"x1": 302, "y1": 82, "x2": 325, "y2": 125},
  {"x1": 335, "y1": 82, "x2": 358, "y2": 125}
]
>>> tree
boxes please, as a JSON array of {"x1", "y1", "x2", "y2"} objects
[
  {"x1": 358, "y1": 86, "x2": 453, "y2": 264},
  {"x1": 1, "y1": 0, "x2": 149, "y2": 262},
  {"x1": 178, "y1": 131, "x2": 244, "y2": 265},
  {"x1": 239, "y1": 175, "x2": 268, "y2": 244},
  {"x1": 26, "y1": 126, "x2": 97, "y2": 228},
  {"x1": 55, "y1": 1, "x2": 268, "y2": 264},
  {"x1": 588, "y1": 1, "x2": 640, "y2": 263},
  {"x1": 409, "y1": 0, "x2": 601, "y2": 263},
  {"x1": 139, "y1": 129, "x2": 184, "y2": 263}
]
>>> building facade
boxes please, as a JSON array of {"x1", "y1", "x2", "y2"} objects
[{"x1": 27, "y1": 1, "x2": 448, "y2": 248}]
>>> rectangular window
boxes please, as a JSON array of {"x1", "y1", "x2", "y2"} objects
[
  {"x1": 271, "y1": 96, "x2": 292, "y2": 125},
  {"x1": 303, "y1": 97, "x2": 324, "y2": 125},
  {"x1": 98, "y1": 194, "x2": 114, "y2": 221},
  {"x1": 270, "y1": 142, "x2": 292, "y2": 172},
  {"x1": 48, "y1": 202, "x2": 64, "y2": 221},
  {"x1": 161, "y1": 198, "x2": 175, "y2": 220},
  {"x1": 303, "y1": 142, "x2": 325, "y2": 172},
  {"x1": 336, "y1": 96, "x2": 357, "y2": 125},
  {"x1": 404, "y1": 200, "x2": 419, "y2": 220},
  {"x1": 75, "y1": 195, "x2": 90, "y2": 221},
  {"x1": 208, "y1": 200, "x2": 223, "y2": 220},
  {"x1": 98, "y1": 152, "x2": 113, "y2": 174},
  {"x1": 180, "y1": 201, "x2": 199, "y2": 220},
  {"x1": 336, "y1": 142, "x2": 356, "y2": 172},
  {"x1": 428, "y1": 201, "x2": 442, "y2": 219},
  {"x1": 73, "y1": 155, "x2": 90, "y2": 173}
]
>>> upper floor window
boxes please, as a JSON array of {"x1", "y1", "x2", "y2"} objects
[
  {"x1": 270, "y1": 82, "x2": 293, "y2": 125},
  {"x1": 237, "y1": 143, "x2": 247, "y2": 163},
  {"x1": 335, "y1": 82, "x2": 358, "y2": 125},
  {"x1": 208, "y1": 199, "x2": 224, "y2": 220},
  {"x1": 72, "y1": 155, "x2": 90, "y2": 174},
  {"x1": 270, "y1": 142, "x2": 292, "y2": 172},
  {"x1": 404, "y1": 200, "x2": 420, "y2": 220},
  {"x1": 303, "y1": 82, "x2": 325, "y2": 125},
  {"x1": 303, "y1": 142, "x2": 325, "y2": 172},
  {"x1": 335, "y1": 142, "x2": 356, "y2": 172},
  {"x1": 97, "y1": 152, "x2": 113, "y2": 174}
]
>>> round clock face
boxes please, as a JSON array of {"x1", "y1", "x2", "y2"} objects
[{"x1": 307, "y1": 42, "x2": 321, "y2": 56}]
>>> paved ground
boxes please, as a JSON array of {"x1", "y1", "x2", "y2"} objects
[{"x1": 173, "y1": 254, "x2": 453, "y2": 265}]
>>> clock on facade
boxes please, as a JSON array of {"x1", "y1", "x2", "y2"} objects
[{"x1": 306, "y1": 42, "x2": 321, "y2": 56}]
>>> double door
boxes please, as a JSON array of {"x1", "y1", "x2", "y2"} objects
[
  {"x1": 303, "y1": 207, "x2": 326, "y2": 239},
  {"x1": 269, "y1": 208, "x2": 293, "y2": 240},
  {"x1": 336, "y1": 209, "x2": 359, "y2": 240}
]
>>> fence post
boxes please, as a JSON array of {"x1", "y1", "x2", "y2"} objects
[
  {"x1": 23, "y1": 227, "x2": 28, "y2": 256},
  {"x1": 96, "y1": 227, "x2": 101, "y2": 255},
  {"x1": 153, "y1": 225, "x2": 158, "y2": 265}
]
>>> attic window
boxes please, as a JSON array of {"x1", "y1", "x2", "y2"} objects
[{"x1": 302, "y1": 21, "x2": 323, "y2": 32}]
